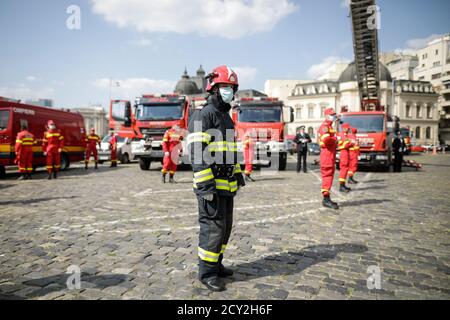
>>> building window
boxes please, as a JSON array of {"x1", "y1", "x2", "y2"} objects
[
  {"x1": 433, "y1": 61, "x2": 441, "y2": 68},
  {"x1": 406, "y1": 104, "x2": 411, "y2": 118},
  {"x1": 419, "y1": 76, "x2": 425, "y2": 81},
  {"x1": 295, "y1": 107, "x2": 302, "y2": 120},
  {"x1": 416, "y1": 105, "x2": 422, "y2": 118},
  {"x1": 320, "y1": 106, "x2": 326, "y2": 118},
  {"x1": 422, "y1": 53, "x2": 428, "y2": 59},
  {"x1": 426, "y1": 127, "x2": 431, "y2": 139},
  {"x1": 415, "y1": 127, "x2": 421, "y2": 139},
  {"x1": 308, "y1": 106, "x2": 314, "y2": 119},
  {"x1": 435, "y1": 49, "x2": 439, "y2": 55},
  {"x1": 308, "y1": 127, "x2": 315, "y2": 138},
  {"x1": 427, "y1": 106, "x2": 432, "y2": 119},
  {"x1": 432, "y1": 73, "x2": 441, "y2": 80}
]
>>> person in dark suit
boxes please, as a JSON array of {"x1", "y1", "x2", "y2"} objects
[
  {"x1": 294, "y1": 126, "x2": 312, "y2": 173},
  {"x1": 392, "y1": 131, "x2": 406, "y2": 172}
]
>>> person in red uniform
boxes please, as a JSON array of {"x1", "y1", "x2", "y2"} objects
[
  {"x1": 318, "y1": 108, "x2": 339, "y2": 209},
  {"x1": 85, "y1": 128, "x2": 101, "y2": 170},
  {"x1": 243, "y1": 130, "x2": 256, "y2": 182},
  {"x1": 42, "y1": 120, "x2": 64, "y2": 180},
  {"x1": 338, "y1": 123, "x2": 354, "y2": 193},
  {"x1": 109, "y1": 131, "x2": 118, "y2": 168},
  {"x1": 15, "y1": 123, "x2": 35, "y2": 180},
  {"x1": 161, "y1": 124, "x2": 183, "y2": 183},
  {"x1": 348, "y1": 127, "x2": 360, "y2": 184}
]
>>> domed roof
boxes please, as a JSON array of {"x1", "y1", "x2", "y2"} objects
[
  {"x1": 174, "y1": 69, "x2": 202, "y2": 95},
  {"x1": 338, "y1": 62, "x2": 392, "y2": 83}
]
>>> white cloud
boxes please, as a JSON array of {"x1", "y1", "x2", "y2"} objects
[
  {"x1": 26, "y1": 75, "x2": 39, "y2": 82},
  {"x1": 91, "y1": 0, "x2": 298, "y2": 39},
  {"x1": 0, "y1": 86, "x2": 55, "y2": 101},
  {"x1": 232, "y1": 66, "x2": 258, "y2": 86},
  {"x1": 395, "y1": 34, "x2": 443, "y2": 55},
  {"x1": 131, "y1": 38, "x2": 152, "y2": 47},
  {"x1": 307, "y1": 56, "x2": 350, "y2": 80},
  {"x1": 93, "y1": 78, "x2": 177, "y2": 100}
]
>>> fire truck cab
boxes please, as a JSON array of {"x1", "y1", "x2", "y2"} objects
[{"x1": 231, "y1": 97, "x2": 294, "y2": 171}]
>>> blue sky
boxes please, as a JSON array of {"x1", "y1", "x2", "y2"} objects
[{"x1": 0, "y1": 0, "x2": 449, "y2": 109}]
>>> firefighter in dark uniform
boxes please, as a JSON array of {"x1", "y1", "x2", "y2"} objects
[
  {"x1": 294, "y1": 126, "x2": 312, "y2": 173},
  {"x1": 187, "y1": 65, "x2": 245, "y2": 292},
  {"x1": 393, "y1": 131, "x2": 406, "y2": 172}
]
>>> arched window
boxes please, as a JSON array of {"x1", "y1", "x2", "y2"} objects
[
  {"x1": 308, "y1": 127, "x2": 314, "y2": 138},
  {"x1": 416, "y1": 105, "x2": 422, "y2": 118},
  {"x1": 406, "y1": 104, "x2": 411, "y2": 118},
  {"x1": 426, "y1": 127, "x2": 431, "y2": 139},
  {"x1": 427, "y1": 105, "x2": 432, "y2": 119},
  {"x1": 415, "y1": 127, "x2": 421, "y2": 139}
]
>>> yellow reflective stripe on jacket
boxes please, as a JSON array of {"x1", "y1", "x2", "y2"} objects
[
  {"x1": 22, "y1": 142, "x2": 34, "y2": 146},
  {"x1": 320, "y1": 133, "x2": 330, "y2": 141},
  {"x1": 208, "y1": 141, "x2": 237, "y2": 152},
  {"x1": 187, "y1": 132, "x2": 211, "y2": 144},
  {"x1": 220, "y1": 244, "x2": 227, "y2": 254},
  {"x1": 215, "y1": 179, "x2": 238, "y2": 192},
  {"x1": 234, "y1": 164, "x2": 242, "y2": 174},
  {"x1": 46, "y1": 133, "x2": 60, "y2": 138},
  {"x1": 198, "y1": 247, "x2": 220, "y2": 263},
  {"x1": 193, "y1": 168, "x2": 215, "y2": 183},
  {"x1": 16, "y1": 139, "x2": 23, "y2": 144}
]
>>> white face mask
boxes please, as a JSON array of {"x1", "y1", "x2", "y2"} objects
[
  {"x1": 327, "y1": 115, "x2": 337, "y2": 122},
  {"x1": 49, "y1": 125, "x2": 56, "y2": 130},
  {"x1": 219, "y1": 86, "x2": 234, "y2": 104}
]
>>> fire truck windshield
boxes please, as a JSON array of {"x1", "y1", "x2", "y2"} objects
[
  {"x1": 238, "y1": 106, "x2": 282, "y2": 123},
  {"x1": 0, "y1": 110, "x2": 9, "y2": 131},
  {"x1": 340, "y1": 115, "x2": 385, "y2": 133},
  {"x1": 136, "y1": 104, "x2": 183, "y2": 121}
]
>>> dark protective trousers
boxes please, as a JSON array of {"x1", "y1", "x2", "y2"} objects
[
  {"x1": 296, "y1": 150, "x2": 307, "y2": 172},
  {"x1": 197, "y1": 194, "x2": 234, "y2": 281},
  {"x1": 393, "y1": 153, "x2": 403, "y2": 172}
]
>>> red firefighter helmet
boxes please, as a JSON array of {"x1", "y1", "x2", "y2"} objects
[
  {"x1": 47, "y1": 120, "x2": 55, "y2": 126},
  {"x1": 352, "y1": 128, "x2": 358, "y2": 134},
  {"x1": 324, "y1": 108, "x2": 336, "y2": 116},
  {"x1": 342, "y1": 123, "x2": 351, "y2": 130},
  {"x1": 206, "y1": 65, "x2": 239, "y2": 93}
]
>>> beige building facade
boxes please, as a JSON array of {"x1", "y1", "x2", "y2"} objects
[{"x1": 72, "y1": 106, "x2": 108, "y2": 138}]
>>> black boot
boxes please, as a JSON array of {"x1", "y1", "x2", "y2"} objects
[
  {"x1": 53, "y1": 171, "x2": 58, "y2": 179},
  {"x1": 95, "y1": 162, "x2": 98, "y2": 170},
  {"x1": 322, "y1": 196, "x2": 339, "y2": 210},
  {"x1": 339, "y1": 184, "x2": 351, "y2": 193},
  {"x1": 348, "y1": 176, "x2": 359, "y2": 184},
  {"x1": 161, "y1": 174, "x2": 166, "y2": 183},
  {"x1": 169, "y1": 174, "x2": 175, "y2": 183},
  {"x1": 27, "y1": 173, "x2": 32, "y2": 180},
  {"x1": 218, "y1": 265, "x2": 234, "y2": 278},
  {"x1": 48, "y1": 173, "x2": 52, "y2": 180},
  {"x1": 200, "y1": 277, "x2": 226, "y2": 292},
  {"x1": 245, "y1": 174, "x2": 255, "y2": 182},
  {"x1": 85, "y1": 162, "x2": 88, "y2": 170},
  {"x1": 18, "y1": 174, "x2": 26, "y2": 181}
]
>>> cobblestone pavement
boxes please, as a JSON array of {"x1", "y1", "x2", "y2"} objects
[{"x1": 0, "y1": 153, "x2": 449, "y2": 300}]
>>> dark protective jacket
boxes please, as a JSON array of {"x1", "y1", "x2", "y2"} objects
[
  {"x1": 187, "y1": 95, "x2": 245, "y2": 197},
  {"x1": 294, "y1": 133, "x2": 312, "y2": 153},
  {"x1": 393, "y1": 137, "x2": 406, "y2": 154}
]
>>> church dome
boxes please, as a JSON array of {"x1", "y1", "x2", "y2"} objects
[
  {"x1": 338, "y1": 61, "x2": 392, "y2": 83},
  {"x1": 174, "y1": 69, "x2": 202, "y2": 95}
]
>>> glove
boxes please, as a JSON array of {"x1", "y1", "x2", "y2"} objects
[
  {"x1": 164, "y1": 151, "x2": 170, "y2": 157},
  {"x1": 14, "y1": 158, "x2": 18, "y2": 164},
  {"x1": 43, "y1": 152, "x2": 47, "y2": 156},
  {"x1": 203, "y1": 193, "x2": 214, "y2": 201}
]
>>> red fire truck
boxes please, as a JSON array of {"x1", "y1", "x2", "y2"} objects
[
  {"x1": 231, "y1": 97, "x2": 293, "y2": 171},
  {"x1": 0, "y1": 98, "x2": 86, "y2": 177},
  {"x1": 109, "y1": 94, "x2": 206, "y2": 170}
]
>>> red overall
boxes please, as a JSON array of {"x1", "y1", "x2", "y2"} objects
[
  {"x1": 243, "y1": 132, "x2": 255, "y2": 175},
  {"x1": 42, "y1": 130, "x2": 64, "y2": 173},
  {"x1": 110, "y1": 135, "x2": 118, "y2": 165},
  {"x1": 15, "y1": 130, "x2": 35, "y2": 174},
  {"x1": 318, "y1": 120, "x2": 337, "y2": 196},
  {"x1": 338, "y1": 131, "x2": 354, "y2": 184},
  {"x1": 85, "y1": 134, "x2": 100, "y2": 164},
  {"x1": 348, "y1": 131, "x2": 360, "y2": 178},
  {"x1": 162, "y1": 128, "x2": 182, "y2": 175}
]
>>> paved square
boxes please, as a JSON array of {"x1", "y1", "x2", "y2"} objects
[{"x1": 0, "y1": 154, "x2": 449, "y2": 300}]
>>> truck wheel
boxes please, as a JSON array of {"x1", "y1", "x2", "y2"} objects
[
  {"x1": 60, "y1": 153, "x2": 70, "y2": 171},
  {"x1": 0, "y1": 166, "x2": 5, "y2": 178},
  {"x1": 278, "y1": 153, "x2": 287, "y2": 171},
  {"x1": 139, "y1": 158, "x2": 151, "y2": 171},
  {"x1": 121, "y1": 153, "x2": 130, "y2": 164}
]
